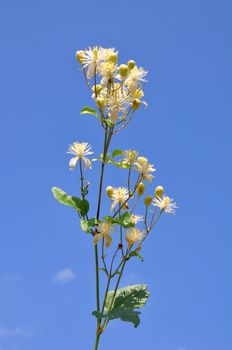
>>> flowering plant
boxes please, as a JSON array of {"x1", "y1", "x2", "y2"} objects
[{"x1": 52, "y1": 46, "x2": 177, "y2": 349}]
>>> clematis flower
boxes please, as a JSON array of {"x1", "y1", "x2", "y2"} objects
[
  {"x1": 125, "y1": 66, "x2": 148, "y2": 95},
  {"x1": 152, "y1": 196, "x2": 177, "y2": 215},
  {"x1": 134, "y1": 156, "x2": 156, "y2": 182},
  {"x1": 93, "y1": 222, "x2": 115, "y2": 248},
  {"x1": 67, "y1": 142, "x2": 93, "y2": 170},
  {"x1": 125, "y1": 227, "x2": 144, "y2": 247},
  {"x1": 110, "y1": 187, "x2": 129, "y2": 211}
]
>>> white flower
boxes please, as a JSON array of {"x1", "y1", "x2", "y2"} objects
[
  {"x1": 122, "y1": 149, "x2": 138, "y2": 166},
  {"x1": 67, "y1": 142, "x2": 93, "y2": 170},
  {"x1": 125, "y1": 227, "x2": 144, "y2": 247},
  {"x1": 81, "y1": 46, "x2": 107, "y2": 79},
  {"x1": 108, "y1": 87, "x2": 131, "y2": 121},
  {"x1": 130, "y1": 214, "x2": 143, "y2": 225},
  {"x1": 152, "y1": 196, "x2": 177, "y2": 215},
  {"x1": 98, "y1": 62, "x2": 118, "y2": 87},
  {"x1": 93, "y1": 222, "x2": 114, "y2": 248},
  {"x1": 110, "y1": 187, "x2": 129, "y2": 211},
  {"x1": 134, "y1": 156, "x2": 156, "y2": 182},
  {"x1": 126, "y1": 66, "x2": 148, "y2": 95}
]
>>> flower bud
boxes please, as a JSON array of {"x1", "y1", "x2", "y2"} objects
[
  {"x1": 135, "y1": 245, "x2": 142, "y2": 253},
  {"x1": 96, "y1": 97, "x2": 105, "y2": 109},
  {"x1": 109, "y1": 52, "x2": 118, "y2": 64},
  {"x1": 119, "y1": 64, "x2": 129, "y2": 78},
  {"x1": 137, "y1": 182, "x2": 146, "y2": 196},
  {"x1": 106, "y1": 186, "x2": 114, "y2": 198},
  {"x1": 155, "y1": 186, "x2": 164, "y2": 198},
  {"x1": 128, "y1": 60, "x2": 136, "y2": 70},
  {"x1": 76, "y1": 50, "x2": 85, "y2": 64},
  {"x1": 144, "y1": 195, "x2": 153, "y2": 206},
  {"x1": 132, "y1": 99, "x2": 141, "y2": 110}
]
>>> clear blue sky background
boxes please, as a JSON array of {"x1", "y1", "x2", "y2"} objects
[{"x1": 0, "y1": 0, "x2": 231, "y2": 349}]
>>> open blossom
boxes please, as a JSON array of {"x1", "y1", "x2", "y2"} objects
[
  {"x1": 134, "y1": 156, "x2": 156, "y2": 182},
  {"x1": 152, "y1": 195, "x2": 177, "y2": 215},
  {"x1": 78, "y1": 46, "x2": 107, "y2": 79},
  {"x1": 130, "y1": 214, "x2": 143, "y2": 225},
  {"x1": 122, "y1": 150, "x2": 138, "y2": 166},
  {"x1": 125, "y1": 227, "x2": 144, "y2": 247},
  {"x1": 126, "y1": 66, "x2": 148, "y2": 95},
  {"x1": 67, "y1": 142, "x2": 93, "y2": 170},
  {"x1": 98, "y1": 62, "x2": 118, "y2": 87},
  {"x1": 110, "y1": 187, "x2": 129, "y2": 211},
  {"x1": 108, "y1": 87, "x2": 131, "y2": 121},
  {"x1": 93, "y1": 223, "x2": 114, "y2": 248}
]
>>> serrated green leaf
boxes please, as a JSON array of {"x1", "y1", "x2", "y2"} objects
[
  {"x1": 112, "y1": 149, "x2": 124, "y2": 158},
  {"x1": 80, "y1": 106, "x2": 99, "y2": 118},
  {"x1": 93, "y1": 284, "x2": 149, "y2": 328}
]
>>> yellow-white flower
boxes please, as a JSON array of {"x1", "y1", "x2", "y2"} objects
[
  {"x1": 93, "y1": 222, "x2": 114, "y2": 248},
  {"x1": 108, "y1": 88, "x2": 131, "y2": 121},
  {"x1": 122, "y1": 150, "x2": 138, "y2": 166},
  {"x1": 126, "y1": 66, "x2": 148, "y2": 95},
  {"x1": 125, "y1": 227, "x2": 144, "y2": 247},
  {"x1": 98, "y1": 62, "x2": 118, "y2": 87},
  {"x1": 134, "y1": 156, "x2": 156, "y2": 182},
  {"x1": 110, "y1": 187, "x2": 129, "y2": 211},
  {"x1": 130, "y1": 214, "x2": 143, "y2": 225},
  {"x1": 80, "y1": 46, "x2": 107, "y2": 79},
  {"x1": 67, "y1": 142, "x2": 93, "y2": 170},
  {"x1": 152, "y1": 196, "x2": 177, "y2": 215}
]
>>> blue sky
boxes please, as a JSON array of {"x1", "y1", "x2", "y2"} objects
[{"x1": 0, "y1": 0, "x2": 231, "y2": 349}]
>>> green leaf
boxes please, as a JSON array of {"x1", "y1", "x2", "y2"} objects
[
  {"x1": 51, "y1": 187, "x2": 89, "y2": 216},
  {"x1": 80, "y1": 217, "x2": 98, "y2": 233},
  {"x1": 128, "y1": 251, "x2": 144, "y2": 262},
  {"x1": 104, "y1": 213, "x2": 134, "y2": 228},
  {"x1": 93, "y1": 284, "x2": 150, "y2": 328},
  {"x1": 112, "y1": 149, "x2": 124, "y2": 158},
  {"x1": 80, "y1": 106, "x2": 99, "y2": 118}
]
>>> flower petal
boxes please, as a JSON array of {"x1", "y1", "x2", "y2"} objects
[
  {"x1": 93, "y1": 233, "x2": 103, "y2": 245},
  {"x1": 69, "y1": 157, "x2": 79, "y2": 170},
  {"x1": 105, "y1": 234, "x2": 112, "y2": 248}
]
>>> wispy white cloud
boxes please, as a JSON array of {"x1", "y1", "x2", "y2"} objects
[
  {"x1": 0, "y1": 327, "x2": 33, "y2": 338},
  {"x1": 53, "y1": 268, "x2": 75, "y2": 284}
]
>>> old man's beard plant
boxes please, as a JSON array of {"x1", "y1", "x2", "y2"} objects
[{"x1": 52, "y1": 46, "x2": 177, "y2": 349}]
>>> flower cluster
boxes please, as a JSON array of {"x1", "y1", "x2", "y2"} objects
[{"x1": 76, "y1": 46, "x2": 147, "y2": 127}]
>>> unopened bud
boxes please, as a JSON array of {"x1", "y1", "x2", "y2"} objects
[
  {"x1": 109, "y1": 52, "x2": 118, "y2": 64},
  {"x1": 106, "y1": 186, "x2": 114, "y2": 198},
  {"x1": 96, "y1": 97, "x2": 105, "y2": 109},
  {"x1": 119, "y1": 64, "x2": 129, "y2": 78},
  {"x1": 132, "y1": 99, "x2": 141, "y2": 111},
  {"x1": 144, "y1": 195, "x2": 153, "y2": 206},
  {"x1": 76, "y1": 50, "x2": 85, "y2": 64},
  {"x1": 135, "y1": 245, "x2": 142, "y2": 252},
  {"x1": 137, "y1": 183, "x2": 146, "y2": 196},
  {"x1": 155, "y1": 186, "x2": 164, "y2": 198},
  {"x1": 128, "y1": 60, "x2": 136, "y2": 70},
  {"x1": 118, "y1": 243, "x2": 123, "y2": 250}
]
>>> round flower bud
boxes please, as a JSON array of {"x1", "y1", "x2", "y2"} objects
[
  {"x1": 76, "y1": 50, "x2": 85, "y2": 64},
  {"x1": 137, "y1": 182, "x2": 146, "y2": 196},
  {"x1": 106, "y1": 186, "x2": 114, "y2": 198},
  {"x1": 109, "y1": 52, "x2": 118, "y2": 64},
  {"x1": 155, "y1": 186, "x2": 164, "y2": 198},
  {"x1": 132, "y1": 99, "x2": 141, "y2": 111},
  {"x1": 119, "y1": 64, "x2": 129, "y2": 78},
  {"x1": 128, "y1": 60, "x2": 136, "y2": 70},
  {"x1": 144, "y1": 195, "x2": 153, "y2": 206},
  {"x1": 96, "y1": 97, "x2": 105, "y2": 109}
]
